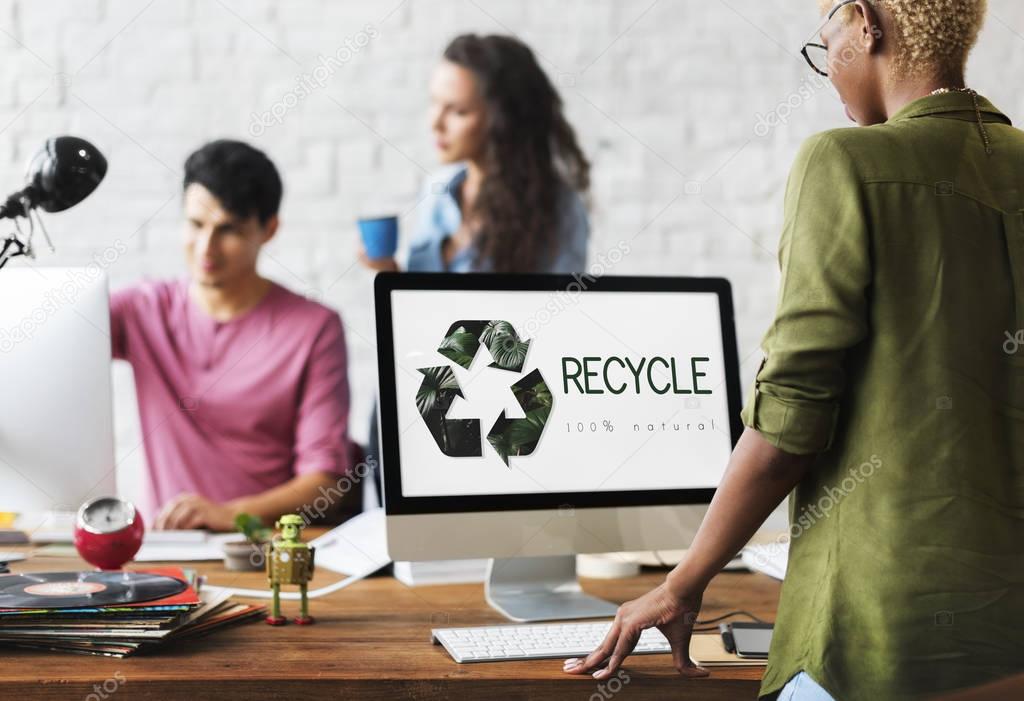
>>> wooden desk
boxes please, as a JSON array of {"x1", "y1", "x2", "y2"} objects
[{"x1": 2, "y1": 545, "x2": 780, "y2": 700}]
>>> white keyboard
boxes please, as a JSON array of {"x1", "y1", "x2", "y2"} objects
[{"x1": 432, "y1": 621, "x2": 671, "y2": 663}]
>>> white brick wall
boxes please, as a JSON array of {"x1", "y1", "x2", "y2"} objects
[{"x1": 3, "y1": 0, "x2": 1022, "y2": 508}]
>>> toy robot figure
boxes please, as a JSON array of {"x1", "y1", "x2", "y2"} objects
[{"x1": 265, "y1": 514, "x2": 315, "y2": 625}]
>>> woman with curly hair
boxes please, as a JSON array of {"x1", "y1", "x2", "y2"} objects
[
  {"x1": 566, "y1": 1, "x2": 1023, "y2": 699},
  {"x1": 360, "y1": 34, "x2": 591, "y2": 506},
  {"x1": 360, "y1": 33, "x2": 590, "y2": 274}
]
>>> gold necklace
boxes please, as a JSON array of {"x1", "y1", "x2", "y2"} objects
[{"x1": 931, "y1": 87, "x2": 992, "y2": 155}]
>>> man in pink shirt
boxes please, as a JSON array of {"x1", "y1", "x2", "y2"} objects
[{"x1": 111, "y1": 140, "x2": 351, "y2": 531}]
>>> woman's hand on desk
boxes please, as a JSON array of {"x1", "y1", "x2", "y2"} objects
[
  {"x1": 155, "y1": 493, "x2": 236, "y2": 531},
  {"x1": 563, "y1": 582, "x2": 709, "y2": 680},
  {"x1": 563, "y1": 430, "x2": 815, "y2": 681}
]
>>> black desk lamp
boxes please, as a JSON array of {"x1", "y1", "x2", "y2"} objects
[{"x1": 0, "y1": 136, "x2": 107, "y2": 270}]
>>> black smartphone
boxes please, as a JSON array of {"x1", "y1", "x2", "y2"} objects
[{"x1": 730, "y1": 622, "x2": 773, "y2": 659}]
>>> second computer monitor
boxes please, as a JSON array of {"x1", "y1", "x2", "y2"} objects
[{"x1": 0, "y1": 267, "x2": 116, "y2": 530}]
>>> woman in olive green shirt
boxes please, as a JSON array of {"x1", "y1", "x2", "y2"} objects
[{"x1": 565, "y1": 1, "x2": 1023, "y2": 699}]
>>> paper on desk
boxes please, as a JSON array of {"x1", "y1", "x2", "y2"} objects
[
  {"x1": 741, "y1": 541, "x2": 788, "y2": 581},
  {"x1": 143, "y1": 530, "x2": 211, "y2": 544},
  {"x1": 29, "y1": 528, "x2": 236, "y2": 561},
  {"x1": 309, "y1": 508, "x2": 390, "y2": 576},
  {"x1": 134, "y1": 533, "x2": 238, "y2": 562}
]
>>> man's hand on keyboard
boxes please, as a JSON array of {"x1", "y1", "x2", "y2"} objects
[{"x1": 562, "y1": 582, "x2": 709, "y2": 680}]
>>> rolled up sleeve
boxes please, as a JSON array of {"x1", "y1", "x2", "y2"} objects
[{"x1": 741, "y1": 132, "x2": 871, "y2": 455}]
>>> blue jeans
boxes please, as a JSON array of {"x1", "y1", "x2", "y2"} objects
[{"x1": 773, "y1": 672, "x2": 836, "y2": 701}]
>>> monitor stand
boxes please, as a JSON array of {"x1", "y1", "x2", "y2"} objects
[{"x1": 484, "y1": 555, "x2": 620, "y2": 622}]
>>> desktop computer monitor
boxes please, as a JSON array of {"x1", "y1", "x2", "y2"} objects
[
  {"x1": 375, "y1": 273, "x2": 743, "y2": 621},
  {"x1": 0, "y1": 267, "x2": 116, "y2": 532}
]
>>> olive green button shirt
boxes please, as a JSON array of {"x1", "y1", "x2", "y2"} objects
[{"x1": 742, "y1": 92, "x2": 1024, "y2": 700}]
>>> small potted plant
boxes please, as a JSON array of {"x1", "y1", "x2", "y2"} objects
[{"x1": 221, "y1": 513, "x2": 272, "y2": 571}]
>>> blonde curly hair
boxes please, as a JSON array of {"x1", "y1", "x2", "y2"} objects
[{"x1": 818, "y1": 0, "x2": 987, "y2": 75}]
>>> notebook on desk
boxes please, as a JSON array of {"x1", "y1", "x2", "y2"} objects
[
  {"x1": 33, "y1": 531, "x2": 238, "y2": 562},
  {"x1": 0, "y1": 531, "x2": 29, "y2": 545},
  {"x1": 690, "y1": 634, "x2": 769, "y2": 667}
]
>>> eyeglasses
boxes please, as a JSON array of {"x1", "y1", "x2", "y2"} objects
[{"x1": 801, "y1": 0, "x2": 857, "y2": 76}]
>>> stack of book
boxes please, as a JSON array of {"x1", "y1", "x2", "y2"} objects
[{"x1": 0, "y1": 567, "x2": 264, "y2": 657}]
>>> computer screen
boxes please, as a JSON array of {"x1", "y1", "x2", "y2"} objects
[
  {"x1": 0, "y1": 267, "x2": 116, "y2": 522},
  {"x1": 376, "y1": 274, "x2": 743, "y2": 514}
]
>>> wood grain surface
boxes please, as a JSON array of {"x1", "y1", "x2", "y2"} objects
[{"x1": 1, "y1": 535, "x2": 780, "y2": 700}]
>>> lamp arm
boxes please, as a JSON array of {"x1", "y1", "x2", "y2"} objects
[
  {"x1": 0, "y1": 234, "x2": 27, "y2": 270},
  {"x1": 0, "y1": 188, "x2": 33, "y2": 221}
]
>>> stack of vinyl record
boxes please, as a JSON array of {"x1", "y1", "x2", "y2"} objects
[{"x1": 0, "y1": 567, "x2": 264, "y2": 657}]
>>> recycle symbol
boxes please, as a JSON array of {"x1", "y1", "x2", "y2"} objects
[{"x1": 415, "y1": 320, "x2": 553, "y2": 466}]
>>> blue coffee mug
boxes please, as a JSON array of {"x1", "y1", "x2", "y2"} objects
[{"x1": 358, "y1": 216, "x2": 399, "y2": 259}]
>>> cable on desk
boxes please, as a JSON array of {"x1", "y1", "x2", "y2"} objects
[
  {"x1": 645, "y1": 554, "x2": 768, "y2": 630},
  {"x1": 692, "y1": 610, "x2": 766, "y2": 632},
  {"x1": 213, "y1": 572, "x2": 368, "y2": 600}
]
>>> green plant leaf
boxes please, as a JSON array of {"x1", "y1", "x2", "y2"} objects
[
  {"x1": 487, "y1": 428, "x2": 515, "y2": 464},
  {"x1": 415, "y1": 366, "x2": 460, "y2": 416},
  {"x1": 438, "y1": 328, "x2": 479, "y2": 369},
  {"x1": 235, "y1": 513, "x2": 271, "y2": 543},
  {"x1": 481, "y1": 320, "x2": 515, "y2": 347},
  {"x1": 532, "y1": 382, "x2": 553, "y2": 408},
  {"x1": 438, "y1": 349, "x2": 475, "y2": 369},
  {"x1": 488, "y1": 339, "x2": 529, "y2": 371},
  {"x1": 507, "y1": 408, "x2": 548, "y2": 448}
]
